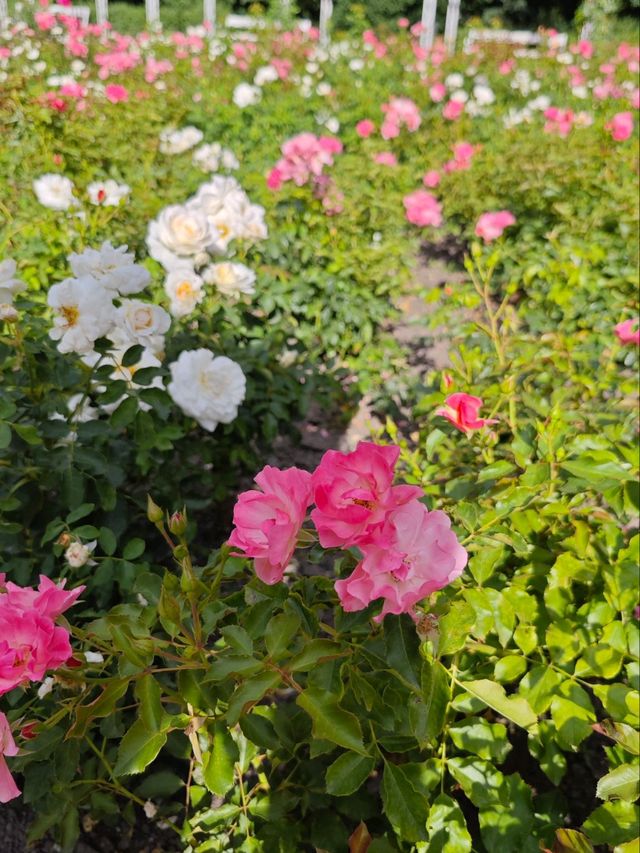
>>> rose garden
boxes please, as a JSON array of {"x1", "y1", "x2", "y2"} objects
[{"x1": 0, "y1": 1, "x2": 638, "y2": 850}]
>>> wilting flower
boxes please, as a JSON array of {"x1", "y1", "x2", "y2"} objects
[
  {"x1": 615, "y1": 319, "x2": 640, "y2": 345},
  {"x1": 47, "y1": 276, "x2": 115, "y2": 354},
  {"x1": 167, "y1": 349, "x2": 246, "y2": 432},
  {"x1": 475, "y1": 210, "x2": 516, "y2": 242},
  {"x1": 68, "y1": 242, "x2": 150, "y2": 296},
  {"x1": 164, "y1": 268, "x2": 205, "y2": 317},
  {"x1": 33, "y1": 174, "x2": 76, "y2": 210},
  {"x1": 335, "y1": 501, "x2": 467, "y2": 620},
  {"x1": 310, "y1": 442, "x2": 422, "y2": 548},
  {"x1": 0, "y1": 714, "x2": 19, "y2": 803},
  {"x1": 228, "y1": 466, "x2": 313, "y2": 584},
  {"x1": 436, "y1": 393, "x2": 498, "y2": 433},
  {"x1": 203, "y1": 262, "x2": 256, "y2": 298}
]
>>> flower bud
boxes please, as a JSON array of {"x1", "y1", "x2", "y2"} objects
[
  {"x1": 0, "y1": 304, "x2": 18, "y2": 323},
  {"x1": 147, "y1": 494, "x2": 164, "y2": 524},
  {"x1": 169, "y1": 509, "x2": 188, "y2": 536}
]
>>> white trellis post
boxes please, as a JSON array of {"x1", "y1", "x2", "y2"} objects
[
  {"x1": 96, "y1": 0, "x2": 109, "y2": 25},
  {"x1": 203, "y1": 0, "x2": 216, "y2": 33},
  {"x1": 145, "y1": 0, "x2": 161, "y2": 29},
  {"x1": 0, "y1": 0, "x2": 8, "y2": 28},
  {"x1": 319, "y1": 0, "x2": 333, "y2": 47},
  {"x1": 419, "y1": 0, "x2": 438, "y2": 50},
  {"x1": 444, "y1": 0, "x2": 461, "y2": 54}
]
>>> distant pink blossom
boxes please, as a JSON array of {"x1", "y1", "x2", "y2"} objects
[
  {"x1": 374, "y1": 151, "x2": 397, "y2": 166},
  {"x1": 381, "y1": 97, "x2": 421, "y2": 139},
  {"x1": 475, "y1": 210, "x2": 516, "y2": 242},
  {"x1": 429, "y1": 82, "x2": 446, "y2": 102},
  {"x1": 356, "y1": 119, "x2": 375, "y2": 138},
  {"x1": 104, "y1": 84, "x2": 128, "y2": 103},
  {"x1": 398, "y1": 17, "x2": 410, "y2": 28},
  {"x1": 403, "y1": 190, "x2": 443, "y2": 228},
  {"x1": 499, "y1": 59, "x2": 515, "y2": 75},
  {"x1": 423, "y1": 170, "x2": 441, "y2": 187},
  {"x1": 606, "y1": 111, "x2": 634, "y2": 141},
  {"x1": 443, "y1": 99, "x2": 465, "y2": 120},
  {"x1": 436, "y1": 393, "x2": 498, "y2": 433},
  {"x1": 615, "y1": 319, "x2": 640, "y2": 345},
  {"x1": 228, "y1": 466, "x2": 313, "y2": 584},
  {"x1": 271, "y1": 132, "x2": 342, "y2": 188},
  {"x1": 544, "y1": 107, "x2": 575, "y2": 137}
]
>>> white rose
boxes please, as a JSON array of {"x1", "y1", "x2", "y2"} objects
[
  {"x1": 445, "y1": 72, "x2": 464, "y2": 89},
  {"x1": 147, "y1": 204, "x2": 214, "y2": 267},
  {"x1": 87, "y1": 179, "x2": 130, "y2": 206},
  {"x1": 232, "y1": 82, "x2": 261, "y2": 108},
  {"x1": 47, "y1": 276, "x2": 115, "y2": 354},
  {"x1": 254, "y1": 65, "x2": 278, "y2": 86},
  {"x1": 203, "y1": 262, "x2": 255, "y2": 298},
  {"x1": 110, "y1": 300, "x2": 171, "y2": 354},
  {"x1": 33, "y1": 174, "x2": 76, "y2": 210},
  {"x1": 159, "y1": 126, "x2": 204, "y2": 154},
  {"x1": 167, "y1": 349, "x2": 246, "y2": 432},
  {"x1": 0, "y1": 259, "x2": 26, "y2": 304},
  {"x1": 164, "y1": 268, "x2": 205, "y2": 318},
  {"x1": 68, "y1": 242, "x2": 150, "y2": 296},
  {"x1": 65, "y1": 540, "x2": 97, "y2": 568},
  {"x1": 193, "y1": 142, "x2": 222, "y2": 172}
]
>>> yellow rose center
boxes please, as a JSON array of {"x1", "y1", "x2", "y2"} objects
[
  {"x1": 61, "y1": 305, "x2": 79, "y2": 327},
  {"x1": 176, "y1": 281, "x2": 194, "y2": 300}
]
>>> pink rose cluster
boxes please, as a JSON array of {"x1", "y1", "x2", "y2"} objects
[
  {"x1": 606, "y1": 111, "x2": 634, "y2": 142},
  {"x1": 380, "y1": 97, "x2": 421, "y2": 139},
  {"x1": 267, "y1": 132, "x2": 343, "y2": 190},
  {"x1": 228, "y1": 442, "x2": 467, "y2": 621},
  {"x1": 0, "y1": 575, "x2": 84, "y2": 802},
  {"x1": 543, "y1": 107, "x2": 575, "y2": 137},
  {"x1": 475, "y1": 210, "x2": 516, "y2": 242}
]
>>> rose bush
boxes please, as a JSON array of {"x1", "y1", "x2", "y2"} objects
[{"x1": 0, "y1": 6, "x2": 638, "y2": 852}]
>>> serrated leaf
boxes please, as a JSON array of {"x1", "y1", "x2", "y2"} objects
[
  {"x1": 455, "y1": 678, "x2": 537, "y2": 730},
  {"x1": 265, "y1": 612, "x2": 300, "y2": 659},
  {"x1": 426, "y1": 793, "x2": 472, "y2": 852},
  {"x1": 326, "y1": 752, "x2": 374, "y2": 796},
  {"x1": 203, "y1": 723, "x2": 238, "y2": 796},
  {"x1": 381, "y1": 760, "x2": 429, "y2": 842},
  {"x1": 596, "y1": 764, "x2": 640, "y2": 802},
  {"x1": 113, "y1": 719, "x2": 166, "y2": 776},
  {"x1": 297, "y1": 688, "x2": 365, "y2": 754},
  {"x1": 289, "y1": 639, "x2": 346, "y2": 671},
  {"x1": 135, "y1": 674, "x2": 164, "y2": 732}
]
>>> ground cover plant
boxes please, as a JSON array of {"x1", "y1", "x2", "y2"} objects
[{"x1": 0, "y1": 3, "x2": 638, "y2": 851}]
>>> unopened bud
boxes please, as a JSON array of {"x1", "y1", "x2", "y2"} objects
[
  {"x1": 57, "y1": 532, "x2": 72, "y2": 548},
  {"x1": 0, "y1": 304, "x2": 18, "y2": 323},
  {"x1": 147, "y1": 494, "x2": 164, "y2": 524},
  {"x1": 169, "y1": 509, "x2": 187, "y2": 536}
]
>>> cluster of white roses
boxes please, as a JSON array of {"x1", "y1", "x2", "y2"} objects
[
  {"x1": 46, "y1": 243, "x2": 246, "y2": 433},
  {"x1": 33, "y1": 174, "x2": 130, "y2": 210},
  {"x1": 146, "y1": 173, "x2": 265, "y2": 318}
]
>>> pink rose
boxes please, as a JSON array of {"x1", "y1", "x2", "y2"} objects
[
  {"x1": 403, "y1": 190, "x2": 443, "y2": 228},
  {"x1": 436, "y1": 393, "x2": 498, "y2": 433},
  {"x1": 2, "y1": 575, "x2": 84, "y2": 619},
  {"x1": 398, "y1": 17, "x2": 410, "y2": 28},
  {"x1": 356, "y1": 119, "x2": 375, "y2": 138},
  {"x1": 475, "y1": 210, "x2": 516, "y2": 242},
  {"x1": 105, "y1": 84, "x2": 128, "y2": 103},
  {"x1": 615, "y1": 319, "x2": 640, "y2": 345},
  {"x1": 374, "y1": 151, "x2": 397, "y2": 166},
  {"x1": 423, "y1": 170, "x2": 441, "y2": 187},
  {"x1": 443, "y1": 99, "x2": 465, "y2": 120},
  {"x1": 429, "y1": 82, "x2": 446, "y2": 102},
  {"x1": 335, "y1": 501, "x2": 467, "y2": 620},
  {"x1": 606, "y1": 111, "x2": 634, "y2": 141},
  {"x1": 228, "y1": 466, "x2": 313, "y2": 584},
  {"x1": 310, "y1": 442, "x2": 422, "y2": 549},
  {"x1": 0, "y1": 608, "x2": 74, "y2": 694},
  {"x1": 267, "y1": 167, "x2": 283, "y2": 190},
  {"x1": 0, "y1": 714, "x2": 19, "y2": 803}
]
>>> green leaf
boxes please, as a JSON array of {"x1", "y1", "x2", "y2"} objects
[
  {"x1": 550, "y1": 829, "x2": 594, "y2": 853},
  {"x1": 226, "y1": 671, "x2": 280, "y2": 725},
  {"x1": 66, "y1": 503, "x2": 95, "y2": 524},
  {"x1": 477, "y1": 461, "x2": 516, "y2": 483},
  {"x1": 438, "y1": 601, "x2": 475, "y2": 656},
  {"x1": 110, "y1": 396, "x2": 139, "y2": 429},
  {"x1": 296, "y1": 688, "x2": 365, "y2": 754},
  {"x1": 583, "y1": 801, "x2": 640, "y2": 846},
  {"x1": 325, "y1": 752, "x2": 375, "y2": 796},
  {"x1": 203, "y1": 723, "x2": 239, "y2": 796},
  {"x1": 221, "y1": 625, "x2": 254, "y2": 655},
  {"x1": 265, "y1": 613, "x2": 300, "y2": 659},
  {"x1": 113, "y1": 719, "x2": 166, "y2": 776},
  {"x1": 13, "y1": 423, "x2": 42, "y2": 445},
  {"x1": 596, "y1": 764, "x2": 640, "y2": 802},
  {"x1": 135, "y1": 674, "x2": 164, "y2": 732},
  {"x1": 419, "y1": 659, "x2": 450, "y2": 742},
  {"x1": 447, "y1": 757, "x2": 505, "y2": 808},
  {"x1": 205, "y1": 654, "x2": 263, "y2": 682},
  {"x1": 121, "y1": 344, "x2": 145, "y2": 367},
  {"x1": 455, "y1": 678, "x2": 538, "y2": 730},
  {"x1": 426, "y1": 793, "x2": 472, "y2": 852},
  {"x1": 289, "y1": 639, "x2": 346, "y2": 671},
  {"x1": 381, "y1": 760, "x2": 429, "y2": 842},
  {"x1": 0, "y1": 422, "x2": 11, "y2": 449},
  {"x1": 494, "y1": 655, "x2": 528, "y2": 683},
  {"x1": 384, "y1": 615, "x2": 421, "y2": 689},
  {"x1": 550, "y1": 685, "x2": 595, "y2": 750},
  {"x1": 449, "y1": 717, "x2": 512, "y2": 763},
  {"x1": 123, "y1": 538, "x2": 145, "y2": 560},
  {"x1": 98, "y1": 526, "x2": 117, "y2": 556},
  {"x1": 596, "y1": 721, "x2": 640, "y2": 755}
]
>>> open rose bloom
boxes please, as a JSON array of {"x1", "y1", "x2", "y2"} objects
[
  {"x1": 475, "y1": 210, "x2": 516, "y2": 242},
  {"x1": 436, "y1": 393, "x2": 498, "y2": 433},
  {"x1": 229, "y1": 442, "x2": 467, "y2": 620}
]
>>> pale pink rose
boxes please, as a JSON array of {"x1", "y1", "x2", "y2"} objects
[
  {"x1": 228, "y1": 466, "x2": 313, "y2": 584},
  {"x1": 310, "y1": 442, "x2": 422, "y2": 549},
  {"x1": 499, "y1": 59, "x2": 515, "y2": 75},
  {"x1": 381, "y1": 120, "x2": 400, "y2": 140},
  {"x1": 436, "y1": 393, "x2": 498, "y2": 433},
  {"x1": 274, "y1": 133, "x2": 342, "y2": 187},
  {"x1": 615, "y1": 319, "x2": 640, "y2": 345},
  {"x1": 423, "y1": 170, "x2": 441, "y2": 187},
  {"x1": 443, "y1": 99, "x2": 465, "y2": 120},
  {"x1": 105, "y1": 84, "x2": 128, "y2": 103},
  {"x1": 356, "y1": 119, "x2": 375, "y2": 138},
  {"x1": 381, "y1": 97, "x2": 421, "y2": 137},
  {"x1": 544, "y1": 107, "x2": 574, "y2": 137},
  {"x1": 0, "y1": 713, "x2": 20, "y2": 803},
  {"x1": 475, "y1": 210, "x2": 516, "y2": 242},
  {"x1": 403, "y1": 190, "x2": 443, "y2": 228},
  {"x1": 374, "y1": 151, "x2": 397, "y2": 166},
  {"x1": 397, "y1": 17, "x2": 410, "y2": 28},
  {"x1": 606, "y1": 111, "x2": 634, "y2": 141},
  {"x1": 335, "y1": 501, "x2": 467, "y2": 620},
  {"x1": 429, "y1": 82, "x2": 446, "y2": 102}
]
